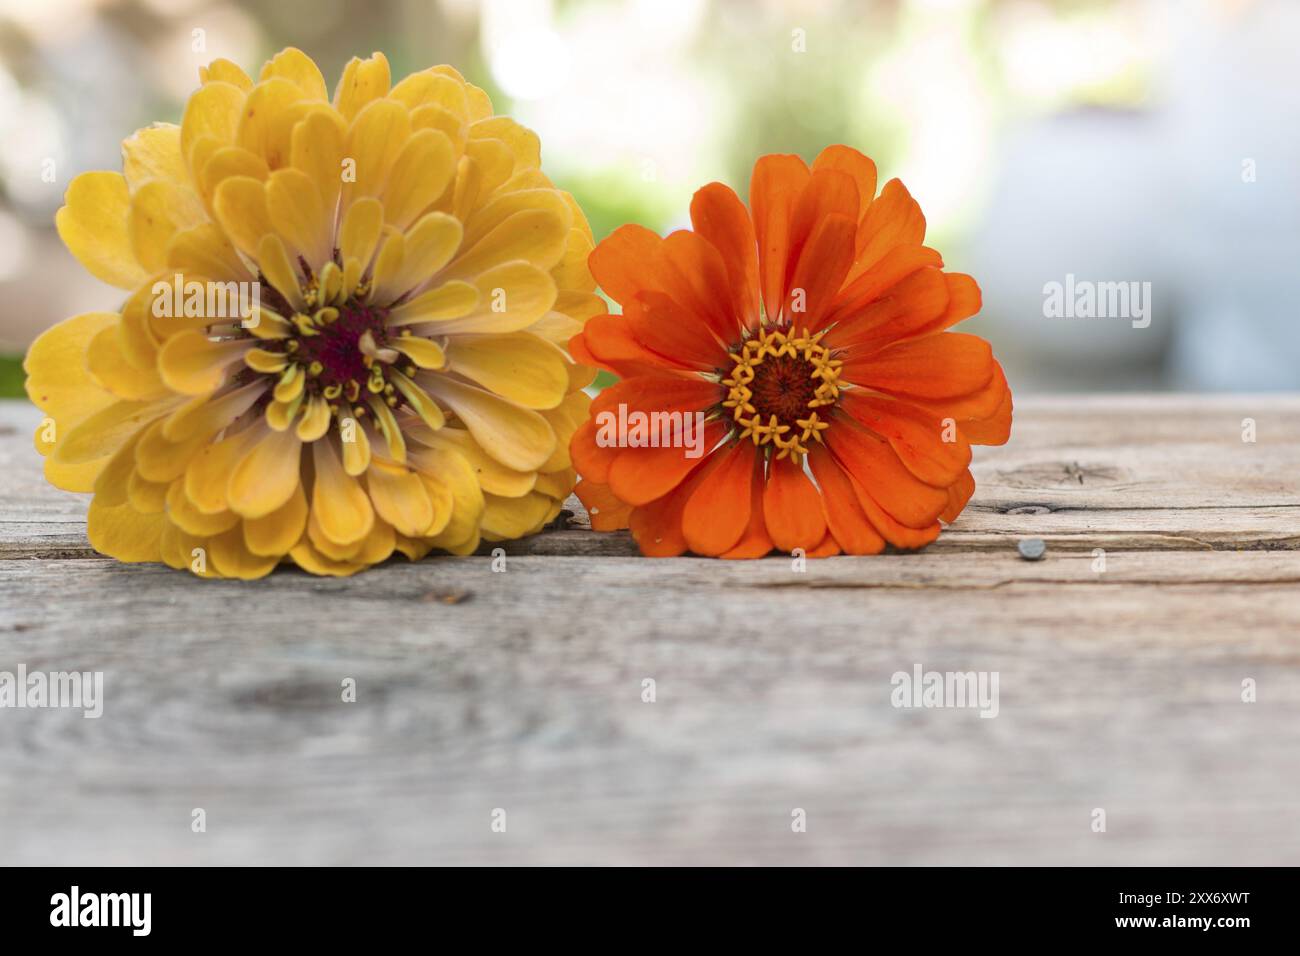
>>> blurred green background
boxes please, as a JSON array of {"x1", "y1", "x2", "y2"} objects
[{"x1": 2, "y1": 0, "x2": 1298, "y2": 396}]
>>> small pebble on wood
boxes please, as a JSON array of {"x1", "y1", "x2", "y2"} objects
[{"x1": 1018, "y1": 538, "x2": 1047, "y2": 560}]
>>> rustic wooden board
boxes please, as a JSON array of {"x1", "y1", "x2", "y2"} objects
[{"x1": 1, "y1": 396, "x2": 1298, "y2": 865}]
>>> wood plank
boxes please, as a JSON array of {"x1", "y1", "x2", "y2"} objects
[
  {"x1": 2, "y1": 551, "x2": 1299, "y2": 865},
  {"x1": 5, "y1": 396, "x2": 1298, "y2": 559},
  {"x1": 1, "y1": 395, "x2": 1299, "y2": 865}
]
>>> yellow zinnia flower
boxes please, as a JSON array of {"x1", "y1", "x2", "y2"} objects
[{"x1": 26, "y1": 48, "x2": 600, "y2": 578}]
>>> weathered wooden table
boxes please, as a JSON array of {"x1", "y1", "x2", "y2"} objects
[{"x1": 1, "y1": 395, "x2": 1297, "y2": 865}]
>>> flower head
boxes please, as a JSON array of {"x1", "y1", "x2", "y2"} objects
[
  {"x1": 570, "y1": 146, "x2": 1012, "y2": 558},
  {"x1": 26, "y1": 48, "x2": 599, "y2": 577}
]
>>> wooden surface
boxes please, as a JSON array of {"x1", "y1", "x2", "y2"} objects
[{"x1": 1, "y1": 395, "x2": 1299, "y2": 866}]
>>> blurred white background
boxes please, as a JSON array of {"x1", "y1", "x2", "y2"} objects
[{"x1": 0, "y1": 0, "x2": 1295, "y2": 394}]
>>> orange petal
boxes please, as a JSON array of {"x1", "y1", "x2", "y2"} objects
[
  {"x1": 570, "y1": 419, "x2": 620, "y2": 484},
  {"x1": 812, "y1": 145, "x2": 877, "y2": 221},
  {"x1": 824, "y1": 418, "x2": 948, "y2": 528},
  {"x1": 843, "y1": 331, "x2": 994, "y2": 400},
  {"x1": 625, "y1": 290, "x2": 727, "y2": 370},
  {"x1": 762, "y1": 453, "x2": 827, "y2": 553},
  {"x1": 851, "y1": 177, "x2": 926, "y2": 281},
  {"x1": 590, "y1": 373, "x2": 719, "y2": 421},
  {"x1": 818, "y1": 244, "x2": 943, "y2": 332},
  {"x1": 605, "y1": 421, "x2": 721, "y2": 506},
  {"x1": 576, "y1": 313, "x2": 679, "y2": 378},
  {"x1": 941, "y1": 468, "x2": 976, "y2": 523},
  {"x1": 829, "y1": 267, "x2": 949, "y2": 352},
  {"x1": 627, "y1": 478, "x2": 696, "y2": 557},
  {"x1": 851, "y1": 470, "x2": 941, "y2": 550},
  {"x1": 575, "y1": 478, "x2": 632, "y2": 531},
  {"x1": 720, "y1": 453, "x2": 774, "y2": 558},
  {"x1": 588, "y1": 223, "x2": 663, "y2": 306},
  {"x1": 838, "y1": 391, "x2": 971, "y2": 488},
  {"x1": 749, "y1": 153, "x2": 810, "y2": 321},
  {"x1": 690, "y1": 182, "x2": 760, "y2": 328},
  {"x1": 785, "y1": 212, "x2": 856, "y2": 331},
  {"x1": 657, "y1": 229, "x2": 742, "y2": 343},
  {"x1": 785, "y1": 167, "x2": 859, "y2": 284},
  {"x1": 808, "y1": 444, "x2": 885, "y2": 555},
  {"x1": 681, "y1": 440, "x2": 754, "y2": 555}
]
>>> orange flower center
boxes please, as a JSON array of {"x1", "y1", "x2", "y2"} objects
[{"x1": 721, "y1": 326, "x2": 842, "y2": 459}]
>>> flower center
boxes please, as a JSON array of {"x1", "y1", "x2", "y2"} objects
[{"x1": 721, "y1": 326, "x2": 841, "y2": 459}]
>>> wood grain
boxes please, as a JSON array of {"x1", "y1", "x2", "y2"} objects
[{"x1": 0, "y1": 396, "x2": 1298, "y2": 865}]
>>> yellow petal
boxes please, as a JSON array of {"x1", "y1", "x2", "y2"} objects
[
  {"x1": 387, "y1": 279, "x2": 479, "y2": 326},
  {"x1": 200, "y1": 58, "x2": 253, "y2": 91},
  {"x1": 462, "y1": 138, "x2": 515, "y2": 197},
  {"x1": 257, "y1": 233, "x2": 306, "y2": 310},
  {"x1": 340, "y1": 415, "x2": 372, "y2": 475},
  {"x1": 311, "y1": 438, "x2": 374, "y2": 545},
  {"x1": 462, "y1": 189, "x2": 570, "y2": 251},
  {"x1": 420, "y1": 376, "x2": 555, "y2": 472},
  {"x1": 416, "y1": 446, "x2": 483, "y2": 545},
  {"x1": 128, "y1": 178, "x2": 207, "y2": 273},
  {"x1": 157, "y1": 330, "x2": 249, "y2": 395},
  {"x1": 180, "y1": 81, "x2": 245, "y2": 170},
  {"x1": 390, "y1": 334, "x2": 446, "y2": 369},
  {"x1": 55, "y1": 172, "x2": 148, "y2": 289},
  {"x1": 184, "y1": 425, "x2": 260, "y2": 514},
  {"x1": 481, "y1": 490, "x2": 553, "y2": 539},
  {"x1": 415, "y1": 427, "x2": 536, "y2": 498},
  {"x1": 24, "y1": 311, "x2": 117, "y2": 422},
  {"x1": 87, "y1": 497, "x2": 167, "y2": 563},
  {"x1": 200, "y1": 145, "x2": 269, "y2": 204},
  {"x1": 390, "y1": 70, "x2": 470, "y2": 116},
  {"x1": 273, "y1": 363, "x2": 305, "y2": 403},
  {"x1": 538, "y1": 388, "x2": 590, "y2": 471},
  {"x1": 122, "y1": 123, "x2": 189, "y2": 192},
  {"x1": 533, "y1": 466, "x2": 576, "y2": 500},
  {"x1": 85, "y1": 323, "x2": 168, "y2": 402},
  {"x1": 290, "y1": 108, "x2": 347, "y2": 216},
  {"x1": 266, "y1": 393, "x2": 304, "y2": 431},
  {"x1": 338, "y1": 197, "x2": 384, "y2": 271},
  {"x1": 259, "y1": 47, "x2": 328, "y2": 101},
  {"x1": 344, "y1": 97, "x2": 409, "y2": 202},
  {"x1": 162, "y1": 381, "x2": 263, "y2": 441},
  {"x1": 246, "y1": 347, "x2": 288, "y2": 373},
  {"x1": 354, "y1": 518, "x2": 396, "y2": 565},
  {"x1": 470, "y1": 116, "x2": 541, "y2": 172},
  {"x1": 388, "y1": 370, "x2": 445, "y2": 430},
  {"x1": 365, "y1": 459, "x2": 433, "y2": 537},
  {"x1": 165, "y1": 478, "x2": 239, "y2": 536},
  {"x1": 296, "y1": 393, "x2": 332, "y2": 441},
  {"x1": 266, "y1": 167, "x2": 330, "y2": 267},
  {"x1": 166, "y1": 222, "x2": 254, "y2": 285},
  {"x1": 236, "y1": 77, "x2": 305, "y2": 171},
  {"x1": 135, "y1": 418, "x2": 206, "y2": 483},
  {"x1": 435, "y1": 261, "x2": 557, "y2": 335},
  {"x1": 244, "y1": 482, "x2": 308, "y2": 556},
  {"x1": 208, "y1": 524, "x2": 281, "y2": 579},
  {"x1": 289, "y1": 538, "x2": 364, "y2": 577},
  {"x1": 333, "y1": 52, "x2": 391, "y2": 123},
  {"x1": 93, "y1": 428, "x2": 145, "y2": 507},
  {"x1": 381, "y1": 128, "x2": 455, "y2": 230},
  {"x1": 51, "y1": 399, "x2": 162, "y2": 467},
  {"x1": 444, "y1": 332, "x2": 568, "y2": 410},
  {"x1": 443, "y1": 208, "x2": 567, "y2": 280},
  {"x1": 213, "y1": 175, "x2": 276, "y2": 259},
  {"x1": 371, "y1": 212, "x2": 462, "y2": 304},
  {"x1": 127, "y1": 468, "x2": 170, "y2": 514},
  {"x1": 227, "y1": 425, "x2": 303, "y2": 518}
]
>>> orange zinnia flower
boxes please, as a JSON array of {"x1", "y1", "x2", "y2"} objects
[{"x1": 569, "y1": 146, "x2": 1012, "y2": 558}]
